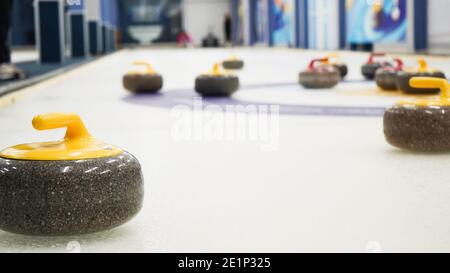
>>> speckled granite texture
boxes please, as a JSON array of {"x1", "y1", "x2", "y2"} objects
[
  {"x1": 123, "y1": 74, "x2": 163, "y2": 93},
  {"x1": 222, "y1": 60, "x2": 244, "y2": 70},
  {"x1": 375, "y1": 69, "x2": 399, "y2": 91},
  {"x1": 333, "y1": 64, "x2": 348, "y2": 79},
  {"x1": 362, "y1": 63, "x2": 387, "y2": 80},
  {"x1": 195, "y1": 75, "x2": 240, "y2": 97},
  {"x1": 0, "y1": 152, "x2": 143, "y2": 236},
  {"x1": 384, "y1": 105, "x2": 450, "y2": 152},
  {"x1": 299, "y1": 69, "x2": 340, "y2": 89}
]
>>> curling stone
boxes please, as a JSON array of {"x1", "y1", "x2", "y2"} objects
[
  {"x1": 299, "y1": 58, "x2": 341, "y2": 89},
  {"x1": 328, "y1": 54, "x2": 348, "y2": 79},
  {"x1": 384, "y1": 78, "x2": 450, "y2": 152},
  {"x1": 361, "y1": 52, "x2": 391, "y2": 80},
  {"x1": 0, "y1": 113, "x2": 144, "y2": 236},
  {"x1": 123, "y1": 61, "x2": 163, "y2": 94},
  {"x1": 397, "y1": 59, "x2": 446, "y2": 94},
  {"x1": 375, "y1": 58, "x2": 403, "y2": 91},
  {"x1": 333, "y1": 63, "x2": 348, "y2": 80},
  {"x1": 195, "y1": 63, "x2": 240, "y2": 97},
  {"x1": 222, "y1": 55, "x2": 244, "y2": 70}
]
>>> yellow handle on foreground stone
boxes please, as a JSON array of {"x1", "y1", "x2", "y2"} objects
[
  {"x1": 32, "y1": 113, "x2": 92, "y2": 141},
  {"x1": 0, "y1": 113, "x2": 123, "y2": 161}
]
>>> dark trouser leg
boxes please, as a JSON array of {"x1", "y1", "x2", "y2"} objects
[{"x1": 0, "y1": 0, "x2": 13, "y2": 64}]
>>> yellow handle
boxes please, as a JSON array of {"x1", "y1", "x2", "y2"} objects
[
  {"x1": 417, "y1": 59, "x2": 429, "y2": 73},
  {"x1": 32, "y1": 113, "x2": 92, "y2": 142},
  {"x1": 212, "y1": 63, "x2": 221, "y2": 75},
  {"x1": 133, "y1": 61, "x2": 155, "y2": 74},
  {"x1": 410, "y1": 77, "x2": 449, "y2": 101},
  {"x1": 328, "y1": 53, "x2": 339, "y2": 58},
  {"x1": 0, "y1": 113, "x2": 123, "y2": 160}
]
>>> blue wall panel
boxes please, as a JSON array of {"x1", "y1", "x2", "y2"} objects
[
  {"x1": 338, "y1": 0, "x2": 346, "y2": 49},
  {"x1": 88, "y1": 21, "x2": 99, "y2": 55},
  {"x1": 413, "y1": 0, "x2": 427, "y2": 50},
  {"x1": 70, "y1": 13, "x2": 86, "y2": 57},
  {"x1": 296, "y1": 0, "x2": 308, "y2": 48},
  {"x1": 101, "y1": 0, "x2": 119, "y2": 28},
  {"x1": 38, "y1": 1, "x2": 63, "y2": 63}
]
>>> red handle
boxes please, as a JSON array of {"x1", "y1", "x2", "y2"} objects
[
  {"x1": 393, "y1": 58, "x2": 403, "y2": 71},
  {"x1": 368, "y1": 52, "x2": 386, "y2": 64},
  {"x1": 308, "y1": 58, "x2": 329, "y2": 70}
]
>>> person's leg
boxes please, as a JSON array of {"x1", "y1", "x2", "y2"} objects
[
  {"x1": 0, "y1": 0, "x2": 26, "y2": 81},
  {"x1": 0, "y1": 0, "x2": 13, "y2": 64}
]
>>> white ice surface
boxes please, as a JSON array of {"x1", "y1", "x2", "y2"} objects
[{"x1": 0, "y1": 48, "x2": 450, "y2": 253}]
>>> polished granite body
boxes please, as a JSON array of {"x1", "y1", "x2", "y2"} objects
[
  {"x1": 375, "y1": 69, "x2": 399, "y2": 91},
  {"x1": 384, "y1": 105, "x2": 450, "y2": 152},
  {"x1": 0, "y1": 152, "x2": 143, "y2": 236},
  {"x1": 299, "y1": 68, "x2": 340, "y2": 89},
  {"x1": 123, "y1": 74, "x2": 163, "y2": 94},
  {"x1": 362, "y1": 63, "x2": 387, "y2": 80},
  {"x1": 222, "y1": 60, "x2": 244, "y2": 70},
  {"x1": 333, "y1": 64, "x2": 348, "y2": 79},
  {"x1": 195, "y1": 75, "x2": 240, "y2": 97}
]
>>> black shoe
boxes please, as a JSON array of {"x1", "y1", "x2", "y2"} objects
[{"x1": 0, "y1": 64, "x2": 27, "y2": 81}]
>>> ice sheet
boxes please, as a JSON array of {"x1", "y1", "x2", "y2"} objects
[{"x1": 1, "y1": 48, "x2": 450, "y2": 253}]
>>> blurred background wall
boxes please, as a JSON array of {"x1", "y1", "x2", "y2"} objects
[
  {"x1": 7, "y1": 0, "x2": 450, "y2": 54},
  {"x1": 428, "y1": 0, "x2": 450, "y2": 54},
  {"x1": 183, "y1": 0, "x2": 232, "y2": 45}
]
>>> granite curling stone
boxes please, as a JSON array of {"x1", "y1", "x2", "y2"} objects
[
  {"x1": 375, "y1": 58, "x2": 404, "y2": 91},
  {"x1": 384, "y1": 77, "x2": 450, "y2": 152},
  {"x1": 0, "y1": 113, "x2": 144, "y2": 236},
  {"x1": 361, "y1": 52, "x2": 391, "y2": 80},
  {"x1": 222, "y1": 55, "x2": 244, "y2": 70},
  {"x1": 195, "y1": 63, "x2": 240, "y2": 97},
  {"x1": 123, "y1": 61, "x2": 163, "y2": 94},
  {"x1": 333, "y1": 63, "x2": 348, "y2": 79},
  {"x1": 397, "y1": 59, "x2": 446, "y2": 94},
  {"x1": 328, "y1": 54, "x2": 348, "y2": 79},
  {"x1": 299, "y1": 58, "x2": 341, "y2": 89}
]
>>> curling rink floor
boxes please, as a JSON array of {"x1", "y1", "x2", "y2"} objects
[{"x1": 1, "y1": 48, "x2": 450, "y2": 253}]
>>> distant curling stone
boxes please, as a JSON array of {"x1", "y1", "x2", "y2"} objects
[
  {"x1": 328, "y1": 54, "x2": 348, "y2": 79},
  {"x1": 333, "y1": 63, "x2": 348, "y2": 79},
  {"x1": 0, "y1": 113, "x2": 144, "y2": 236},
  {"x1": 195, "y1": 64, "x2": 240, "y2": 97},
  {"x1": 375, "y1": 58, "x2": 404, "y2": 91},
  {"x1": 384, "y1": 78, "x2": 450, "y2": 152},
  {"x1": 397, "y1": 59, "x2": 446, "y2": 94},
  {"x1": 222, "y1": 56, "x2": 244, "y2": 70},
  {"x1": 361, "y1": 52, "x2": 391, "y2": 80},
  {"x1": 299, "y1": 58, "x2": 341, "y2": 89},
  {"x1": 123, "y1": 61, "x2": 163, "y2": 94}
]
